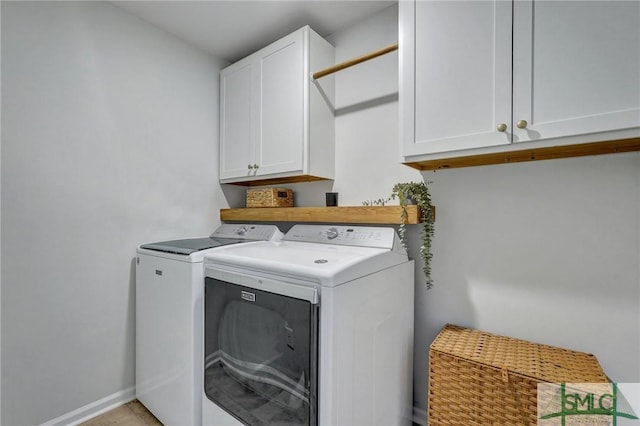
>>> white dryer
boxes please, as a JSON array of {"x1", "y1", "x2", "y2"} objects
[
  {"x1": 135, "y1": 224, "x2": 283, "y2": 426},
  {"x1": 202, "y1": 225, "x2": 414, "y2": 426}
]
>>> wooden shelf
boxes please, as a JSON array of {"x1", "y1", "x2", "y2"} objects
[
  {"x1": 220, "y1": 205, "x2": 428, "y2": 224},
  {"x1": 404, "y1": 137, "x2": 640, "y2": 171}
]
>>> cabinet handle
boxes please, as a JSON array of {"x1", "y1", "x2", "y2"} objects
[
  {"x1": 248, "y1": 164, "x2": 253, "y2": 170},
  {"x1": 497, "y1": 123, "x2": 508, "y2": 132},
  {"x1": 517, "y1": 119, "x2": 528, "y2": 129},
  {"x1": 253, "y1": 164, "x2": 259, "y2": 169}
]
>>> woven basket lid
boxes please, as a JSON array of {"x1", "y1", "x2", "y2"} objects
[{"x1": 431, "y1": 324, "x2": 608, "y2": 383}]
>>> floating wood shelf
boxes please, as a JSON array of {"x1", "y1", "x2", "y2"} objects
[{"x1": 220, "y1": 205, "x2": 430, "y2": 225}]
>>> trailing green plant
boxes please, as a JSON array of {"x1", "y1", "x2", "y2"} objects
[{"x1": 391, "y1": 181, "x2": 434, "y2": 289}]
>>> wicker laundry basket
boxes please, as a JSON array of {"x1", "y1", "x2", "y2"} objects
[{"x1": 428, "y1": 324, "x2": 608, "y2": 426}]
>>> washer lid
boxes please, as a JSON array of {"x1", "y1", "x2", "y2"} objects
[
  {"x1": 139, "y1": 224, "x2": 283, "y2": 255},
  {"x1": 139, "y1": 237, "x2": 248, "y2": 255}
]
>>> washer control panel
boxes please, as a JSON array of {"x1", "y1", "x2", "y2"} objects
[
  {"x1": 284, "y1": 225, "x2": 397, "y2": 249},
  {"x1": 211, "y1": 224, "x2": 283, "y2": 241}
]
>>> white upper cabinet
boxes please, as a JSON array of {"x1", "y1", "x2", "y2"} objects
[
  {"x1": 220, "y1": 61, "x2": 254, "y2": 179},
  {"x1": 401, "y1": 0, "x2": 513, "y2": 156},
  {"x1": 512, "y1": 0, "x2": 640, "y2": 143},
  {"x1": 400, "y1": 0, "x2": 640, "y2": 160},
  {"x1": 220, "y1": 26, "x2": 335, "y2": 184}
]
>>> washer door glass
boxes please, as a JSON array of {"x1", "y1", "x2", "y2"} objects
[{"x1": 204, "y1": 277, "x2": 318, "y2": 426}]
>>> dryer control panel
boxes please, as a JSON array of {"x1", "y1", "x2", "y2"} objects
[{"x1": 283, "y1": 225, "x2": 402, "y2": 251}]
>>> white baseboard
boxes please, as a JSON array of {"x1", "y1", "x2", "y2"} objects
[
  {"x1": 40, "y1": 389, "x2": 421, "y2": 426},
  {"x1": 413, "y1": 405, "x2": 428, "y2": 425},
  {"x1": 39, "y1": 386, "x2": 136, "y2": 426}
]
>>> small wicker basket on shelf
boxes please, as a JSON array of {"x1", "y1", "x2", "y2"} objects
[
  {"x1": 246, "y1": 188, "x2": 293, "y2": 208},
  {"x1": 428, "y1": 324, "x2": 609, "y2": 426}
]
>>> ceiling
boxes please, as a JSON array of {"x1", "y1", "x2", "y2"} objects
[{"x1": 112, "y1": 1, "x2": 397, "y2": 63}]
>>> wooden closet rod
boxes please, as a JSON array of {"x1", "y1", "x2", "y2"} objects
[{"x1": 312, "y1": 43, "x2": 398, "y2": 80}]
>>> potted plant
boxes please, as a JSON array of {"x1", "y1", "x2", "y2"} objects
[{"x1": 391, "y1": 181, "x2": 434, "y2": 289}]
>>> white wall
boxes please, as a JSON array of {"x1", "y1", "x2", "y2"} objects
[
  {"x1": 315, "y1": 4, "x2": 640, "y2": 422},
  {"x1": 275, "y1": 5, "x2": 419, "y2": 207},
  {"x1": 2, "y1": 2, "x2": 638, "y2": 425},
  {"x1": 422, "y1": 153, "x2": 640, "y2": 382},
  {"x1": 1, "y1": 2, "x2": 226, "y2": 424}
]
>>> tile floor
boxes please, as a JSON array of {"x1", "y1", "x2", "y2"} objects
[{"x1": 79, "y1": 400, "x2": 162, "y2": 426}]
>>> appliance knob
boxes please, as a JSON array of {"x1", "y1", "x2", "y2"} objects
[{"x1": 326, "y1": 227, "x2": 339, "y2": 240}]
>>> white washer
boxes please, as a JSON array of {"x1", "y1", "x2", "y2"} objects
[
  {"x1": 202, "y1": 225, "x2": 414, "y2": 426},
  {"x1": 135, "y1": 224, "x2": 283, "y2": 426}
]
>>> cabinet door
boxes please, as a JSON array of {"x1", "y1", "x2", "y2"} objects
[
  {"x1": 219, "y1": 60, "x2": 255, "y2": 180},
  {"x1": 513, "y1": 1, "x2": 640, "y2": 143},
  {"x1": 401, "y1": 0, "x2": 513, "y2": 156},
  {"x1": 256, "y1": 29, "x2": 306, "y2": 176}
]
